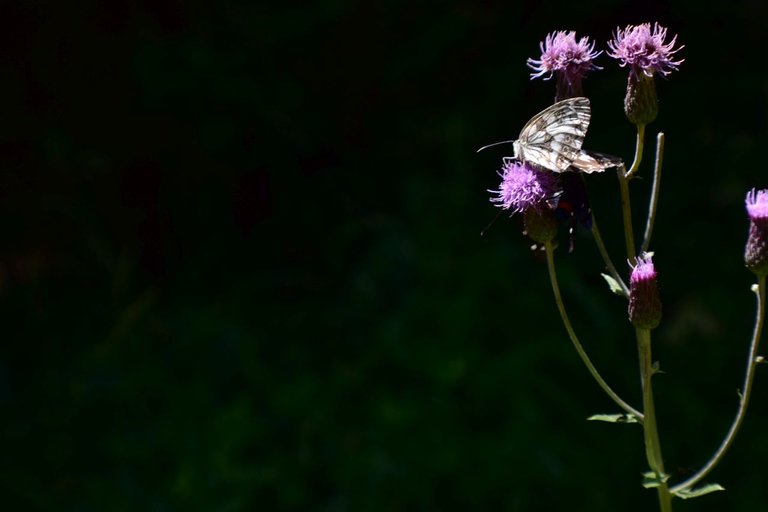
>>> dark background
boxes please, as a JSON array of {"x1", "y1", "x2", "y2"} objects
[{"x1": 2, "y1": 1, "x2": 768, "y2": 510}]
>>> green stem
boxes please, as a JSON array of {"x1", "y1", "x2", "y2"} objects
[
  {"x1": 618, "y1": 125, "x2": 646, "y2": 262},
  {"x1": 670, "y1": 276, "x2": 766, "y2": 495},
  {"x1": 591, "y1": 214, "x2": 629, "y2": 297},
  {"x1": 641, "y1": 133, "x2": 665, "y2": 253},
  {"x1": 622, "y1": 124, "x2": 671, "y2": 510},
  {"x1": 544, "y1": 241, "x2": 643, "y2": 421},
  {"x1": 617, "y1": 168, "x2": 637, "y2": 262},
  {"x1": 626, "y1": 124, "x2": 646, "y2": 178},
  {"x1": 636, "y1": 327, "x2": 673, "y2": 511}
]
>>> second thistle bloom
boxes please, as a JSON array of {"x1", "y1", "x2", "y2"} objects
[
  {"x1": 608, "y1": 23, "x2": 684, "y2": 126},
  {"x1": 629, "y1": 253, "x2": 662, "y2": 329},
  {"x1": 745, "y1": 189, "x2": 768, "y2": 277},
  {"x1": 607, "y1": 22, "x2": 683, "y2": 78},
  {"x1": 527, "y1": 30, "x2": 601, "y2": 101}
]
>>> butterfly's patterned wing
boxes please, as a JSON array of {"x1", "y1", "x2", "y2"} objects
[
  {"x1": 570, "y1": 149, "x2": 624, "y2": 174},
  {"x1": 514, "y1": 97, "x2": 591, "y2": 173}
]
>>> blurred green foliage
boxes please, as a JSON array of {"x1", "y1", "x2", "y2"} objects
[{"x1": 2, "y1": 1, "x2": 768, "y2": 511}]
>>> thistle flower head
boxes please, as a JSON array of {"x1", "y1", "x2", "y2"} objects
[
  {"x1": 746, "y1": 188, "x2": 768, "y2": 220},
  {"x1": 490, "y1": 160, "x2": 559, "y2": 214},
  {"x1": 629, "y1": 253, "x2": 662, "y2": 329},
  {"x1": 630, "y1": 253, "x2": 658, "y2": 285},
  {"x1": 607, "y1": 22, "x2": 684, "y2": 78},
  {"x1": 527, "y1": 30, "x2": 602, "y2": 100},
  {"x1": 744, "y1": 189, "x2": 768, "y2": 276}
]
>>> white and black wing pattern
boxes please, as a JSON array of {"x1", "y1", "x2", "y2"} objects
[
  {"x1": 514, "y1": 97, "x2": 591, "y2": 173},
  {"x1": 570, "y1": 149, "x2": 624, "y2": 174}
]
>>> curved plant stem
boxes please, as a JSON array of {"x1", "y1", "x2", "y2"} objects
[
  {"x1": 544, "y1": 240, "x2": 643, "y2": 421},
  {"x1": 591, "y1": 214, "x2": 629, "y2": 297},
  {"x1": 642, "y1": 133, "x2": 665, "y2": 253},
  {"x1": 636, "y1": 327, "x2": 673, "y2": 511},
  {"x1": 626, "y1": 124, "x2": 646, "y2": 178},
  {"x1": 670, "y1": 276, "x2": 767, "y2": 495}
]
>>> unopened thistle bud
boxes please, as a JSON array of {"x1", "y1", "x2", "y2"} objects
[
  {"x1": 745, "y1": 189, "x2": 768, "y2": 277},
  {"x1": 628, "y1": 253, "x2": 662, "y2": 329},
  {"x1": 623, "y1": 73, "x2": 658, "y2": 126}
]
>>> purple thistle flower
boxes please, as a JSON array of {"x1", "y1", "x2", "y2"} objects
[
  {"x1": 630, "y1": 253, "x2": 658, "y2": 285},
  {"x1": 490, "y1": 160, "x2": 559, "y2": 214},
  {"x1": 744, "y1": 189, "x2": 768, "y2": 276},
  {"x1": 527, "y1": 30, "x2": 602, "y2": 100},
  {"x1": 629, "y1": 253, "x2": 662, "y2": 329},
  {"x1": 746, "y1": 189, "x2": 768, "y2": 220},
  {"x1": 607, "y1": 22, "x2": 684, "y2": 77}
]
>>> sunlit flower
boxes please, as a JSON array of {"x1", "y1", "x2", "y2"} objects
[
  {"x1": 527, "y1": 30, "x2": 601, "y2": 100},
  {"x1": 490, "y1": 160, "x2": 559, "y2": 214},
  {"x1": 607, "y1": 22, "x2": 684, "y2": 77}
]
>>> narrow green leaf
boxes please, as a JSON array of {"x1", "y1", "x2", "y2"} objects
[
  {"x1": 641, "y1": 471, "x2": 669, "y2": 489},
  {"x1": 673, "y1": 483, "x2": 725, "y2": 499},
  {"x1": 587, "y1": 413, "x2": 639, "y2": 424},
  {"x1": 601, "y1": 273, "x2": 625, "y2": 296}
]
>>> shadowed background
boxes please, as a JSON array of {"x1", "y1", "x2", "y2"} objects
[{"x1": 2, "y1": 1, "x2": 768, "y2": 510}]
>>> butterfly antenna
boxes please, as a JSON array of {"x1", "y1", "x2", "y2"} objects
[
  {"x1": 481, "y1": 210, "x2": 504, "y2": 237},
  {"x1": 476, "y1": 140, "x2": 516, "y2": 153}
]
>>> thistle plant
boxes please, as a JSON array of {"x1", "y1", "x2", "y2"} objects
[{"x1": 484, "y1": 24, "x2": 765, "y2": 511}]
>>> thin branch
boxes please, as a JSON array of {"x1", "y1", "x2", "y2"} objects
[
  {"x1": 617, "y1": 166, "x2": 637, "y2": 261},
  {"x1": 625, "y1": 124, "x2": 646, "y2": 179},
  {"x1": 642, "y1": 133, "x2": 665, "y2": 253},
  {"x1": 671, "y1": 277, "x2": 767, "y2": 495}
]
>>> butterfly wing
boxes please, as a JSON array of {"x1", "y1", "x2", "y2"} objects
[
  {"x1": 570, "y1": 149, "x2": 624, "y2": 174},
  {"x1": 515, "y1": 97, "x2": 591, "y2": 173}
]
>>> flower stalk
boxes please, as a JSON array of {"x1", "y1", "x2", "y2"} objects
[
  {"x1": 545, "y1": 240, "x2": 642, "y2": 420},
  {"x1": 637, "y1": 327, "x2": 673, "y2": 512}
]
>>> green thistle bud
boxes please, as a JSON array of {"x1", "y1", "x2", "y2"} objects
[
  {"x1": 624, "y1": 73, "x2": 658, "y2": 126},
  {"x1": 524, "y1": 208, "x2": 558, "y2": 245}
]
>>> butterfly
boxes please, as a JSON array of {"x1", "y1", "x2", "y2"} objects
[{"x1": 479, "y1": 97, "x2": 621, "y2": 174}]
